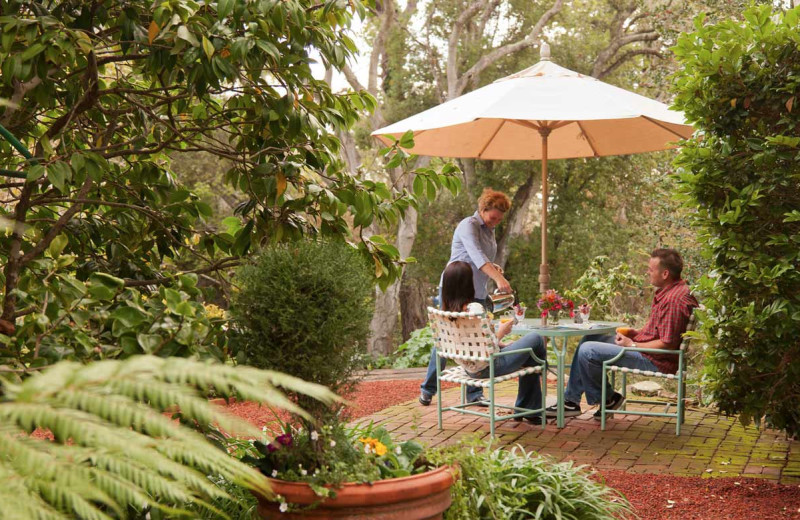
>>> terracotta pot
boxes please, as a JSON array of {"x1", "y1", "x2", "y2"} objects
[{"x1": 253, "y1": 465, "x2": 456, "y2": 519}]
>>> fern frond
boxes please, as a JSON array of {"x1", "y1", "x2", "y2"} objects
[{"x1": 0, "y1": 355, "x2": 335, "y2": 519}]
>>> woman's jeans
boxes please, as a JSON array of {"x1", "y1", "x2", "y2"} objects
[
  {"x1": 564, "y1": 334, "x2": 660, "y2": 406},
  {"x1": 422, "y1": 332, "x2": 546, "y2": 409}
]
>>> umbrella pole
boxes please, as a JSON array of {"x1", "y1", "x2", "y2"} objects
[{"x1": 538, "y1": 127, "x2": 552, "y2": 294}]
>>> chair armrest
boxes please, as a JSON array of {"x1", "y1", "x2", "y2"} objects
[
  {"x1": 602, "y1": 346, "x2": 684, "y2": 370},
  {"x1": 621, "y1": 346, "x2": 683, "y2": 356},
  {"x1": 490, "y1": 348, "x2": 546, "y2": 366}
]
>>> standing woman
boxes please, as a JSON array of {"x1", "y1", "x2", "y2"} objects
[{"x1": 419, "y1": 188, "x2": 513, "y2": 406}]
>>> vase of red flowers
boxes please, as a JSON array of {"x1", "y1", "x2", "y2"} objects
[{"x1": 537, "y1": 290, "x2": 574, "y2": 327}]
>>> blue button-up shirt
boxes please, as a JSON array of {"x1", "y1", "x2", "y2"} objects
[{"x1": 442, "y1": 211, "x2": 497, "y2": 300}]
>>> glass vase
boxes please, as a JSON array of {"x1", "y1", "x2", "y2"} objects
[{"x1": 549, "y1": 310, "x2": 560, "y2": 326}]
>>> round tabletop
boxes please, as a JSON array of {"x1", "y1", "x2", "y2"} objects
[{"x1": 511, "y1": 319, "x2": 626, "y2": 338}]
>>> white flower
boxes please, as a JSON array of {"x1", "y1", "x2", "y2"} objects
[
  {"x1": 271, "y1": 470, "x2": 278, "y2": 478},
  {"x1": 261, "y1": 425, "x2": 268, "y2": 432},
  {"x1": 300, "y1": 469, "x2": 307, "y2": 476},
  {"x1": 364, "y1": 445, "x2": 371, "y2": 454},
  {"x1": 395, "y1": 446, "x2": 402, "y2": 455},
  {"x1": 330, "y1": 440, "x2": 336, "y2": 448},
  {"x1": 310, "y1": 430, "x2": 319, "y2": 441},
  {"x1": 279, "y1": 502, "x2": 288, "y2": 513}
]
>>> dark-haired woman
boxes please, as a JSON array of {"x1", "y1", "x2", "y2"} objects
[{"x1": 433, "y1": 261, "x2": 547, "y2": 424}]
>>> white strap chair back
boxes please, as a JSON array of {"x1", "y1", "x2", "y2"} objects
[{"x1": 427, "y1": 306, "x2": 499, "y2": 363}]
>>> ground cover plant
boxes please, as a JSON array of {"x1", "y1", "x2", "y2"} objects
[
  {"x1": 0, "y1": 355, "x2": 336, "y2": 519},
  {"x1": 428, "y1": 440, "x2": 632, "y2": 520}
]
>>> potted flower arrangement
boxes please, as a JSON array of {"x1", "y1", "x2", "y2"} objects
[
  {"x1": 241, "y1": 421, "x2": 454, "y2": 518},
  {"x1": 228, "y1": 241, "x2": 455, "y2": 519},
  {"x1": 537, "y1": 289, "x2": 574, "y2": 326}
]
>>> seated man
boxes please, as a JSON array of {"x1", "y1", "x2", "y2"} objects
[{"x1": 549, "y1": 248, "x2": 699, "y2": 420}]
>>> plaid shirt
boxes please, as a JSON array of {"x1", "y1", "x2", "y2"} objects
[{"x1": 633, "y1": 279, "x2": 698, "y2": 374}]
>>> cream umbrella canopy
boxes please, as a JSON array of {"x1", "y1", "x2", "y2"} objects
[{"x1": 371, "y1": 43, "x2": 694, "y2": 293}]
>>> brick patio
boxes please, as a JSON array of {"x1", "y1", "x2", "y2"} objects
[{"x1": 353, "y1": 379, "x2": 800, "y2": 485}]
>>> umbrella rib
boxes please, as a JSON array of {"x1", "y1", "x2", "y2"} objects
[
  {"x1": 477, "y1": 120, "x2": 506, "y2": 159},
  {"x1": 576, "y1": 121, "x2": 600, "y2": 157},
  {"x1": 641, "y1": 115, "x2": 691, "y2": 140}
]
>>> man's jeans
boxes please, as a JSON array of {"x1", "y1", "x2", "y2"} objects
[
  {"x1": 466, "y1": 332, "x2": 547, "y2": 410},
  {"x1": 564, "y1": 334, "x2": 660, "y2": 406}
]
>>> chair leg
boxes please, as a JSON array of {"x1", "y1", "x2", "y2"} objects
[
  {"x1": 460, "y1": 384, "x2": 466, "y2": 405},
  {"x1": 436, "y1": 352, "x2": 443, "y2": 431},
  {"x1": 600, "y1": 366, "x2": 608, "y2": 431},
  {"x1": 489, "y1": 379, "x2": 495, "y2": 439},
  {"x1": 541, "y1": 367, "x2": 547, "y2": 429},
  {"x1": 621, "y1": 372, "x2": 628, "y2": 411},
  {"x1": 677, "y1": 375, "x2": 685, "y2": 436}
]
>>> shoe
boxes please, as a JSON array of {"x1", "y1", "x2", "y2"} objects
[
  {"x1": 419, "y1": 391, "x2": 432, "y2": 406},
  {"x1": 513, "y1": 415, "x2": 544, "y2": 425},
  {"x1": 467, "y1": 397, "x2": 489, "y2": 407},
  {"x1": 545, "y1": 401, "x2": 582, "y2": 418},
  {"x1": 594, "y1": 392, "x2": 624, "y2": 421}
]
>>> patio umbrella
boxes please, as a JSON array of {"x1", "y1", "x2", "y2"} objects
[{"x1": 371, "y1": 43, "x2": 694, "y2": 293}]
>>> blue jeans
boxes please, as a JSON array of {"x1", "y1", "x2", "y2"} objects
[
  {"x1": 421, "y1": 346, "x2": 484, "y2": 401},
  {"x1": 564, "y1": 334, "x2": 659, "y2": 406},
  {"x1": 467, "y1": 332, "x2": 547, "y2": 409}
]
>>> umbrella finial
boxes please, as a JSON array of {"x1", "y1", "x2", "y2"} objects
[{"x1": 540, "y1": 41, "x2": 551, "y2": 61}]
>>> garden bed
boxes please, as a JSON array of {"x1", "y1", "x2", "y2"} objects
[{"x1": 227, "y1": 379, "x2": 800, "y2": 520}]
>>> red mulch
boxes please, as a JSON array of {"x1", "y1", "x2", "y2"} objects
[
  {"x1": 226, "y1": 379, "x2": 800, "y2": 520},
  {"x1": 599, "y1": 471, "x2": 800, "y2": 519}
]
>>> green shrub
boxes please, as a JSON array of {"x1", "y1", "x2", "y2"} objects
[
  {"x1": 672, "y1": 5, "x2": 800, "y2": 435},
  {"x1": 564, "y1": 256, "x2": 645, "y2": 322},
  {"x1": 392, "y1": 326, "x2": 434, "y2": 368},
  {"x1": 428, "y1": 441, "x2": 631, "y2": 519},
  {"x1": 229, "y1": 240, "x2": 373, "y2": 420}
]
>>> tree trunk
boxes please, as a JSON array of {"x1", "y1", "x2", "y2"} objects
[
  {"x1": 367, "y1": 204, "x2": 419, "y2": 356},
  {"x1": 495, "y1": 167, "x2": 540, "y2": 268},
  {"x1": 399, "y1": 272, "x2": 429, "y2": 342}
]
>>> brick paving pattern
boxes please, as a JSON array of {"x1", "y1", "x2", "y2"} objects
[{"x1": 353, "y1": 379, "x2": 800, "y2": 485}]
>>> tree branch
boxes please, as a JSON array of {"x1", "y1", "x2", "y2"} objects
[
  {"x1": 596, "y1": 48, "x2": 665, "y2": 80},
  {"x1": 19, "y1": 177, "x2": 94, "y2": 265},
  {"x1": 453, "y1": 0, "x2": 565, "y2": 97},
  {"x1": 123, "y1": 257, "x2": 241, "y2": 287}
]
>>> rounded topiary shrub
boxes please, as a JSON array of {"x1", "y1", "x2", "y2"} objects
[{"x1": 229, "y1": 240, "x2": 373, "y2": 418}]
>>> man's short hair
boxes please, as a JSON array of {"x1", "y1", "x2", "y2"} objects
[
  {"x1": 478, "y1": 188, "x2": 511, "y2": 213},
  {"x1": 651, "y1": 248, "x2": 683, "y2": 280}
]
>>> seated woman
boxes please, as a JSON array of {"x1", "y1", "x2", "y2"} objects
[{"x1": 440, "y1": 261, "x2": 548, "y2": 425}]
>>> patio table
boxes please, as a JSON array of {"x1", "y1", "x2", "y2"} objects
[{"x1": 511, "y1": 319, "x2": 626, "y2": 428}]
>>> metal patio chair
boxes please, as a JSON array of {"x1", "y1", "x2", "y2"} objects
[{"x1": 427, "y1": 307, "x2": 547, "y2": 437}]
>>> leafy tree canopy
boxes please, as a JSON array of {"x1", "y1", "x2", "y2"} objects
[{"x1": 0, "y1": 0, "x2": 459, "y2": 370}]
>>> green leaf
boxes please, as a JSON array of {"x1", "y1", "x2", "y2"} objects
[
  {"x1": 46, "y1": 161, "x2": 72, "y2": 193},
  {"x1": 26, "y1": 164, "x2": 45, "y2": 182},
  {"x1": 218, "y1": 0, "x2": 234, "y2": 19},
  {"x1": 202, "y1": 35, "x2": 215, "y2": 60},
  {"x1": 47, "y1": 234, "x2": 68, "y2": 257},
  {"x1": 111, "y1": 306, "x2": 149, "y2": 328},
  {"x1": 176, "y1": 26, "x2": 199, "y2": 47},
  {"x1": 19, "y1": 42, "x2": 45, "y2": 61}
]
